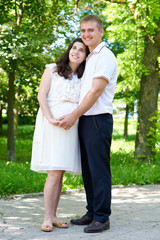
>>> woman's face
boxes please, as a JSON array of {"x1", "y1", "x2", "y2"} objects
[{"x1": 69, "y1": 42, "x2": 87, "y2": 66}]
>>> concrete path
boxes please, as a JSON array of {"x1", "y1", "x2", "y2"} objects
[{"x1": 0, "y1": 185, "x2": 160, "y2": 240}]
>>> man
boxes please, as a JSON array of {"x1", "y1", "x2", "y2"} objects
[{"x1": 59, "y1": 15, "x2": 118, "y2": 233}]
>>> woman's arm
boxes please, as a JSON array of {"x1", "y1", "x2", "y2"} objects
[
  {"x1": 38, "y1": 68, "x2": 59, "y2": 126},
  {"x1": 58, "y1": 77, "x2": 108, "y2": 129}
]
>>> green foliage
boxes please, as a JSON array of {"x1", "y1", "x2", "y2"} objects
[
  {"x1": 0, "y1": 69, "x2": 8, "y2": 111},
  {"x1": 103, "y1": 2, "x2": 142, "y2": 105},
  {"x1": 103, "y1": 0, "x2": 160, "y2": 105},
  {"x1": 111, "y1": 118, "x2": 160, "y2": 185},
  {"x1": 102, "y1": 0, "x2": 160, "y2": 161},
  {"x1": 0, "y1": 161, "x2": 47, "y2": 196},
  {"x1": 133, "y1": 0, "x2": 160, "y2": 35},
  {"x1": 0, "y1": 0, "x2": 110, "y2": 120},
  {"x1": 156, "y1": 113, "x2": 160, "y2": 143},
  {"x1": 111, "y1": 158, "x2": 160, "y2": 185},
  {"x1": 0, "y1": 119, "x2": 160, "y2": 197},
  {"x1": 63, "y1": 174, "x2": 84, "y2": 191},
  {"x1": 145, "y1": 111, "x2": 160, "y2": 160},
  {"x1": 0, "y1": 0, "x2": 82, "y2": 118}
]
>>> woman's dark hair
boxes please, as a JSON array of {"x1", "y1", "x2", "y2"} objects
[{"x1": 55, "y1": 38, "x2": 89, "y2": 79}]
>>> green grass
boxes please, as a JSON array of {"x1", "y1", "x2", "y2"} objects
[
  {"x1": 111, "y1": 119, "x2": 160, "y2": 185},
  {"x1": 0, "y1": 119, "x2": 160, "y2": 197}
]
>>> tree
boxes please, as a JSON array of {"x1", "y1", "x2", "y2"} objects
[
  {"x1": 1, "y1": 0, "x2": 159, "y2": 162},
  {"x1": 134, "y1": 2, "x2": 160, "y2": 160},
  {"x1": 0, "y1": 0, "x2": 101, "y2": 161},
  {"x1": 102, "y1": 0, "x2": 160, "y2": 160},
  {"x1": 0, "y1": 0, "x2": 72, "y2": 161}
]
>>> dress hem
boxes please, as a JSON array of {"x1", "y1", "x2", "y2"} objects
[{"x1": 30, "y1": 167, "x2": 81, "y2": 175}]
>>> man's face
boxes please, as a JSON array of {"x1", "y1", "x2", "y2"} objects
[{"x1": 80, "y1": 20, "x2": 103, "y2": 52}]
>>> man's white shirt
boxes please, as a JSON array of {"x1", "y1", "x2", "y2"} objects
[{"x1": 79, "y1": 42, "x2": 118, "y2": 115}]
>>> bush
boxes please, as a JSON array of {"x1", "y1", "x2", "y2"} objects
[{"x1": 18, "y1": 115, "x2": 36, "y2": 125}]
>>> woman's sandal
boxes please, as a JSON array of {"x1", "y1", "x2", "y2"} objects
[
  {"x1": 41, "y1": 224, "x2": 53, "y2": 232},
  {"x1": 52, "y1": 222, "x2": 69, "y2": 228}
]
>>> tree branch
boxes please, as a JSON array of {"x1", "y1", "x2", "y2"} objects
[
  {"x1": 16, "y1": 0, "x2": 25, "y2": 28},
  {"x1": 14, "y1": 0, "x2": 18, "y2": 23},
  {"x1": 104, "y1": 0, "x2": 127, "y2": 4},
  {"x1": 76, "y1": 0, "x2": 80, "y2": 8},
  {"x1": 18, "y1": 58, "x2": 32, "y2": 70}
]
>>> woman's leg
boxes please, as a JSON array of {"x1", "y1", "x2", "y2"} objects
[
  {"x1": 42, "y1": 170, "x2": 65, "y2": 226},
  {"x1": 52, "y1": 171, "x2": 64, "y2": 222}
]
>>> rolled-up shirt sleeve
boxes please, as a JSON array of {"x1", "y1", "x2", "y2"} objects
[{"x1": 93, "y1": 51, "x2": 117, "y2": 84}]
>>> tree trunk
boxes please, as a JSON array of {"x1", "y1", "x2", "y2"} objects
[
  {"x1": 7, "y1": 69, "x2": 16, "y2": 161},
  {"x1": 124, "y1": 103, "x2": 129, "y2": 140},
  {"x1": 14, "y1": 108, "x2": 18, "y2": 137},
  {"x1": 0, "y1": 105, "x2": 3, "y2": 135},
  {"x1": 134, "y1": 24, "x2": 160, "y2": 161}
]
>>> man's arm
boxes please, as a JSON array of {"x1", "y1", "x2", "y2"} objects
[{"x1": 58, "y1": 77, "x2": 108, "y2": 129}]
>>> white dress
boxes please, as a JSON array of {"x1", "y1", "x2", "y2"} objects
[{"x1": 30, "y1": 63, "x2": 81, "y2": 174}]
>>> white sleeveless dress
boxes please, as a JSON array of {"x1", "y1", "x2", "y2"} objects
[{"x1": 30, "y1": 63, "x2": 81, "y2": 174}]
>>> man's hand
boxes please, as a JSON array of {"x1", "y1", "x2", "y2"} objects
[{"x1": 58, "y1": 113, "x2": 77, "y2": 130}]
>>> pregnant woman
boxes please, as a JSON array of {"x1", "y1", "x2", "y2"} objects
[{"x1": 30, "y1": 38, "x2": 89, "y2": 232}]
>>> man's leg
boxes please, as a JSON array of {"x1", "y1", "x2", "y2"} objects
[
  {"x1": 79, "y1": 117, "x2": 94, "y2": 219},
  {"x1": 70, "y1": 116, "x2": 94, "y2": 225},
  {"x1": 80, "y1": 114, "x2": 113, "y2": 223}
]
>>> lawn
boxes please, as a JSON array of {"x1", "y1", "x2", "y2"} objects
[{"x1": 0, "y1": 119, "x2": 160, "y2": 197}]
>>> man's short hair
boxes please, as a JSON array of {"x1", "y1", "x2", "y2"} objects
[{"x1": 80, "y1": 15, "x2": 103, "y2": 30}]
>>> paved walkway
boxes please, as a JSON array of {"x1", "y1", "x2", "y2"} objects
[{"x1": 0, "y1": 185, "x2": 160, "y2": 240}]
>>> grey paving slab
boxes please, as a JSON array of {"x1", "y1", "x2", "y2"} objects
[{"x1": 0, "y1": 185, "x2": 160, "y2": 240}]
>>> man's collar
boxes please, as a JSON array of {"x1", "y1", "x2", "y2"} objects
[{"x1": 92, "y1": 42, "x2": 105, "y2": 53}]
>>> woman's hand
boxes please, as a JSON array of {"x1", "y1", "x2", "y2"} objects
[
  {"x1": 57, "y1": 113, "x2": 77, "y2": 130},
  {"x1": 48, "y1": 117, "x2": 60, "y2": 126}
]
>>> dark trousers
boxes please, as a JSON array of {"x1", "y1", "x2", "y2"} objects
[{"x1": 78, "y1": 113, "x2": 113, "y2": 223}]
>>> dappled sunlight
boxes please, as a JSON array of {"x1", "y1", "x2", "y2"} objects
[
  {"x1": 14, "y1": 205, "x2": 34, "y2": 209},
  {"x1": 0, "y1": 185, "x2": 160, "y2": 239},
  {"x1": 112, "y1": 186, "x2": 160, "y2": 204}
]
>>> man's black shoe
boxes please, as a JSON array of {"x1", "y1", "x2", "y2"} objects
[
  {"x1": 70, "y1": 214, "x2": 93, "y2": 225},
  {"x1": 84, "y1": 219, "x2": 110, "y2": 233}
]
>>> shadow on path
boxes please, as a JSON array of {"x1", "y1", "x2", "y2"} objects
[{"x1": 0, "y1": 185, "x2": 160, "y2": 240}]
